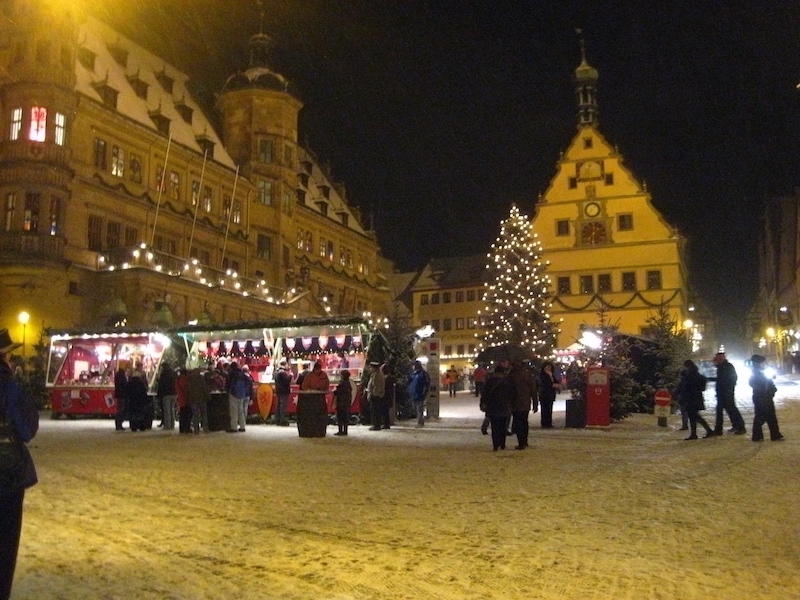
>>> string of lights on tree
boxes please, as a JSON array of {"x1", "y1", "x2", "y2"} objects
[{"x1": 475, "y1": 204, "x2": 559, "y2": 358}]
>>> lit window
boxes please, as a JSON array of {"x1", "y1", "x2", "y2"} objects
[
  {"x1": 111, "y1": 146, "x2": 125, "y2": 177},
  {"x1": 257, "y1": 234, "x2": 271, "y2": 259},
  {"x1": 29, "y1": 106, "x2": 47, "y2": 142},
  {"x1": 580, "y1": 275, "x2": 594, "y2": 295},
  {"x1": 191, "y1": 181, "x2": 200, "y2": 207},
  {"x1": 257, "y1": 180, "x2": 272, "y2": 206},
  {"x1": 4, "y1": 192, "x2": 16, "y2": 231},
  {"x1": 54, "y1": 112, "x2": 66, "y2": 146},
  {"x1": 94, "y1": 138, "x2": 107, "y2": 169},
  {"x1": 232, "y1": 199, "x2": 241, "y2": 224},
  {"x1": 296, "y1": 229, "x2": 305, "y2": 250},
  {"x1": 456, "y1": 318, "x2": 464, "y2": 330},
  {"x1": 9, "y1": 108, "x2": 22, "y2": 141},
  {"x1": 420, "y1": 294, "x2": 429, "y2": 305},
  {"x1": 202, "y1": 185, "x2": 212, "y2": 212},
  {"x1": 129, "y1": 155, "x2": 142, "y2": 183},
  {"x1": 49, "y1": 196, "x2": 61, "y2": 235},
  {"x1": 23, "y1": 193, "x2": 40, "y2": 232},
  {"x1": 170, "y1": 171, "x2": 181, "y2": 201},
  {"x1": 598, "y1": 273, "x2": 612, "y2": 293}
]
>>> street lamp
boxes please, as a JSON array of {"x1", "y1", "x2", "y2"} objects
[{"x1": 17, "y1": 310, "x2": 30, "y2": 360}]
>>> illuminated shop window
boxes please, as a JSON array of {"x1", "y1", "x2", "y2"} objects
[
  {"x1": 29, "y1": 106, "x2": 47, "y2": 142},
  {"x1": 9, "y1": 108, "x2": 22, "y2": 141},
  {"x1": 111, "y1": 146, "x2": 125, "y2": 177},
  {"x1": 54, "y1": 112, "x2": 66, "y2": 146}
]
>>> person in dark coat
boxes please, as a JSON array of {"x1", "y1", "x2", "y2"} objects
[
  {"x1": 538, "y1": 361, "x2": 559, "y2": 428},
  {"x1": 274, "y1": 361, "x2": 293, "y2": 426},
  {"x1": 187, "y1": 368, "x2": 211, "y2": 434},
  {"x1": 509, "y1": 361, "x2": 537, "y2": 450},
  {"x1": 126, "y1": 367, "x2": 150, "y2": 432},
  {"x1": 0, "y1": 329, "x2": 38, "y2": 600},
  {"x1": 175, "y1": 368, "x2": 192, "y2": 434},
  {"x1": 675, "y1": 359, "x2": 713, "y2": 440},
  {"x1": 334, "y1": 370, "x2": 353, "y2": 436},
  {"x1": 748, "y1": 355, "x2": 784, "y2": 442},
  {"x1": 711, "y1": 352, "x2": 746, "y2": 435},
  {"x1": 481, "y1": 365, "x2": 514, "y2": 451},
  {"x1": 156, "y1": 363, "x2": 177, "y2": 431},
  {"x1": 113, "y1": 366, "x2": 128, "y2": 431}
]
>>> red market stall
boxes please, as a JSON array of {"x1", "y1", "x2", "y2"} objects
[
  {"x1": 174, "y1": 316, "x2": 372, "y2": 420},
  {"x1": 46, "y1": 329, "x2": 170, "y2": 418}
]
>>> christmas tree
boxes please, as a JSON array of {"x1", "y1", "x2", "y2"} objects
[{"x1": 476, "y1": 204, "x2": 557, "y2": 358}]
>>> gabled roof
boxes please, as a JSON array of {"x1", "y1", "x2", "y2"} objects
[{"x1": 411, "y1": 254, "x2": 487, "y2": 291}]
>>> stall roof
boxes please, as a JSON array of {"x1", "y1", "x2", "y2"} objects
[
  {"x1": 173, "y1": 315, "x2": 368, "y2": 335},
  {"x1": 45, "y1": 326, "x2": 168, "y2": 340}
]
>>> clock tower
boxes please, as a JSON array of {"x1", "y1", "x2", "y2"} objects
[{"x1": 531, "y1": 49, "x2": 694, "y2": 349}]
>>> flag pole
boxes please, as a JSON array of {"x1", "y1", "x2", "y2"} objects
[
  {"x1": 149, "y1": 132, "x2": 172, "y2": 248},
  {"x1": 186, "y1": 149, "x2": 208, "y2": 265},
  {"x1": 220, "y1": 165, "x2": 240, "y2": 271}
]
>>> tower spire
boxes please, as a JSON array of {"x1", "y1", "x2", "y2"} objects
[
  {"x1": 249, "y1": 0, "x2": 272, "y2": 68},
  {"x1": 574, "y1": 29, "x2": 599, "y2": 128}
]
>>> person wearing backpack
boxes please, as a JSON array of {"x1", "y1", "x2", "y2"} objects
[
  {"x1": 0, "y1": 328, "x2": 38, "y2": 600},
  {"x1": 675, "y1": 359, "x2": 713, "y2": 440},
  {"x1": 748, "y1": 355, "x2": 784, "y2": 442}
]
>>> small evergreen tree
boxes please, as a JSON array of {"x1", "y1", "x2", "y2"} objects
[
  {"x1": 640, "y1": 303, "x2": 693, "y2": 408},
  {"x1": 476, "y1": 204, "x2": 557, "y2": 357}
]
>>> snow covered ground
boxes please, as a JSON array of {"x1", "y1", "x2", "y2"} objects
[{"x1": 12, "y1": 383, "x2": 800, "y2": 600}]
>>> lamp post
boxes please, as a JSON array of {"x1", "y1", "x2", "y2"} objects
[{"x1": 17, "y1": 310, "x2": 30, "y2": 363}]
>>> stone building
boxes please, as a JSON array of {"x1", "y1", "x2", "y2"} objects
[{"x1": 0, "y1": 2, "x2": 389, "y2": 348}]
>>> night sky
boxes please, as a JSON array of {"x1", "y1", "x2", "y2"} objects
[{"x1": 91, "y1": 1, "x2": 800, "y2": 345}]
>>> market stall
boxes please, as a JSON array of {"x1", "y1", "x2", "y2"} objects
[
  {"x1": 174, "y1": 316, "x2": 371, "y2": 423},
  {"x1": 46, "y1": 329, "x2": 170, "y2": 418}
]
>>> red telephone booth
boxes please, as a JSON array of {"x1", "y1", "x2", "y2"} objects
[{"x1": 586, "y1": 367, "x2": 611, "y2": 426}]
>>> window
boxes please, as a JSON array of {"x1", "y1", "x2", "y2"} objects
[
  {"x1": 467, "y1": 317, "x2": 477, "y2": 329},
  {"x1": 155, "y1": 71, "x2": 173, "y2": 93},
  {"x1": 318, "y1": 201, "x2": 328, "y2": 217},
  {"x1": 431, "y1": 293, "x2": 440, "y2": 305},
  {"x1": 622, "y1": 272, "x2": 636, "y2": 291},
  {"x1": 54, "y1": 112, "x2": 66, "y2": 146},
  {"x1": 175, "y1": 103, "x2": 192, "y2": 124},
  {"x1": 598, "y1": 273, "x2": 612, "y2": 293},
  {"x1": 568, "y1": 176, "x2": 577, "y2": 189},
  {"x1": 325, "y1": 240, "x2": 334, "y2": 261},
  {"x1": 108, "y1": 44, "x2": 128, "y2": 67},
  {"x1": 9, "y1": 108, "x2": 22, "y2": 141},
  {"x1": 646, "y1": 270, "x2": 662, "y2": 290},
  {"x1": 457, "y1": 344, "x2": 465, "y2": 355},
  {"x1": 151, "y1": 114, "x2": 170, "y2": 135},
  {"x1": 468, "y1": 344, "x2": 476, "y2": 354},
  {"x1": 420, "y1": 294, "x2": 429, "y2": 305},
  {"x1": 445, "y1": 345, "x2": 452, "y2": 356},
  {"x1": 106, "y1": 221, "x2": 121, "y2": 248},
  {"x1": 49, "y1": 197, "x2": 60, "y2": 235},
  {"x1": 111, "y1": 146, "x2": 125, "y2": 177},
  {"x1": 556, "y1": 219, "x2": 570, "y2": 236},
  {"x1": 304, "y1": 231, "x2": 312, "y2": 253},
  {"x1": 77, "y1": 47, "x2": 96, "y2": 70},
  {"x1": 94, "y1": 138, "x2": 107, "y2": 169},
  {"x1": 456, "y1": 318, "x2": 464, "y2": 330},
  {"x1": 169, "y1": 171, "x2": 181, "y2": 201},
  {"x1": 94, "y1": 84, "x2": 118, "y2": 109},
  {"x1": 258, "y1": 138, "x2": 273, "y2": 163},
  {"x1": 128, "y1": 76, "x2": 148, "y2": 99},
  {"x1": 431, "y1": 319, "x2": 440, "y2": 331},
  {"x1": 443, "y1": 319, "x2": 452, "y2": 331},
  {"x1": 4, "y1": 193, "x2": 16, "y2": 231},
  {"x1": 467, "y1": 289, "x2": 476, "y2": 302},
  {"x1": 296, "y1": 229, "x2": 305, "y2": 250},
  {"x1": 583, "y1": 137, "x2": 593, "y2": 149},
  {"x1": 124, "y1": 226, "x2": 138, "y2": 246},
  {"x1": 605, "y1": 173, "x2": 614, "y2": 185},
  {"x1": 232, "y1": 199, "x2": 241, "y2": 224},
  {"x1": 257, "y1": 180, "x2": 272, "y2": 206},
  {"x1": 618, "y1": 214, "x2": 633, "y2": 231},
  {"x1": 257, "y1": 234, "x2": 271, "y2": 259},
  {"x1": 22, "y1": 193, "x2": 40, "y2": 232},
  {"x1": 557, "y1": 276, "x2": 571, "y2": 295},
  {"x1": 579, "y1": 275, "x2": 594, "y2": 295},
  {"x1": 443, "y1": 292, "x2": 451, "y2": 303},
  {"x1": 29, "y1": 106, "x2": 46, "y2": 142},
  {"x1": 202, "y1": 185, "x2": 212, "y2": 212},
  {"x1": 129, "y1": 154, "x2": 142, "y2": 183},
  {"x1": 191, "y1": 181, "x2": 200, "y2": 207},
  {"x1": 455, "y1": 290, "x2": 464, "y2": 302},
  {"x1": 88, "y1": 215, "x2": 103, "y2": 251}
]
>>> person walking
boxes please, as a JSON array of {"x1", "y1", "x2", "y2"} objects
[
  {"x1": 366, "y1": 362, "x2": 386, "y2": 431},
  {"x1": 175, "y1": 368, "x2": 192, "y2": 434},
  {"x1": 187, "y1": 367, "x2": 211, "y2": 434},
  {"x1": 509, "y1": 361, "x2": 537, "y2": 450},
  {"x1": 156, "y1": 363, "x2": 177, "y2": 431},
  {"x1": 0, "y1": 329, "x2": 38, "y2": 600},
  {"x1": 445, "y1": 365, "x2": 459, "y2": 397},
  {"x1": 274, "y1": 361, "x2": 293, "y2": 426},
  {"x1": 126, "y1": 366, "x2": 150, "y2": 432},
  {"x1": 473, "y1": 364, "x2": 488, "y2": 398},
  {"x1": 408, "y1": 360, "x2": 430, "y2": 427},
  {"x1": 711, "y1": 352, "x2": 746, "y2": 435},
  {"x1": 748, "y1": 355, "x2": 784, "y2": 442},
  {"x1": 113, "y1": 365, "x2": 128, "y2": 431},
  {"x1": 676, "y1": 360, "x2": 714, "y2": 440},
  {"x1": 538, "y1": 361, "x2": 559, "y2": 428},
  {"x1": 481, "y1": 365, "x2": 514, "y2": 451},
  {"x1": 226, "y1": 363, "x2": 249, "y2": 433},
  {"x1": 334, "y1": 370, "x2": 353, "y2": 436}
]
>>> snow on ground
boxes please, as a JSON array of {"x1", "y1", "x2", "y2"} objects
[{"x1": 11, "y1": 384, "x2": 800, "y2": 600}]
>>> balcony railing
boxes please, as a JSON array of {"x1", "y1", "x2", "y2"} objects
[{"x1": 0, "y1": 231, "x2": 65, "y2": 261}]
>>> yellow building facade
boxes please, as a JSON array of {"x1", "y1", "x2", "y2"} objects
[
  {"x1": 533, "y1": 52, "x2": 692, "y2": 349},
  {"x1": 0, "y1": 2, "x2": 389, "y2": 349}
]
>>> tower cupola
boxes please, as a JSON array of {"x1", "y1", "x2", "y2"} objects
[{"x1": 574, "y1": 37, "x2": 599, "y2": 127}]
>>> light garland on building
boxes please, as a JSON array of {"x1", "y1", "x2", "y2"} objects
[{"x1": 475, "y1": 204, "x2": 559, "y2": 358}]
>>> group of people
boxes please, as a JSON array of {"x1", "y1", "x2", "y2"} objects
[
  {"x1": 478, "y1": 360, "x2": 562, "y2": 451},
  {"x1": 676, "y1": 352, "x2": 784, "y2": 442}
]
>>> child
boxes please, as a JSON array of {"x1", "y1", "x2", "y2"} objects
[{"x1": 334, "y1": 370, "x2": 352, "y2": 436}]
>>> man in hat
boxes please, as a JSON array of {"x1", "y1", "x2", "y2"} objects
[
  {"x1": 748, "y1": 355, "x2": 784, "y2": 442},
  {"x1": 366, "y1": 362, "x2": 386, "y2": 431},
  {"x1": 274, "y1": 360, "x2": 293, "y2": 426},
  {"x1": 407, "y1": 360, "x2": 430, "y2": 428},
  {"x1": 711, "y1": 352, "x2": 746, "y2": 435},
  {"x1": 0, "y1": 328, "x2": 38, "y2": 599}
]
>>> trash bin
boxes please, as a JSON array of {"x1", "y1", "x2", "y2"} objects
[
  {"x1": 296, "y1": 392, "x2": 328, "y2": 437},
  {"x1": 565, "y1": 396, "x2": 585, "y2": 428},
  {"x1": 207, "y1": 391, "x2": 229, "y2": 432}
]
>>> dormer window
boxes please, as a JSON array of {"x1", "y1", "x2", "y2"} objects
[
  {"x1": 108, "y1": 44, "x2": 128, "y2": 67},
  {"x1": 318, "y1": 185, "x2": 330, "y2": 200},
  {"x1": 127, "y1": 75, "x2": 148, "y2": 100},
  {"x1": 77, "y1": 47, "x2": 96, "y2": 71},
  {"x1": 149, "y1": 111, "x2": 170, "y2": 136},
  {"x1": 583, "y1": 137, "x2": 593, "y2": 149},
  {"x1": 316, "y1": 200, "x2": 328, "y2": 217},
  {"x1": 338, "y1": 212, "x2": 349, "y2": 227},
  {"x1": 93, "y1": 82, "x2": 118, "y2": 109},
  {"x1": 196, "y1": 135, "x2": 214, "y2": 158},
  {"x1": 301, "y1": 160, "x2": 313, "y2": 174},
  {"x1": 298, "y1": 173, "x2": 309, "y2": 188},
  {"x1": 155, "y1": 70, "x2": 173, "y2": 94},
  {"x1": 175, "y1": 102, "x2": 193, "y2": 124}
]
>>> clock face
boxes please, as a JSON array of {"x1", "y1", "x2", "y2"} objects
[
  {"x1": 584, "y1": 202, "x2": 601, "y2": 218},
  {"x1": 581, "y1": 221, "x2": 607, "y2": 245}
]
